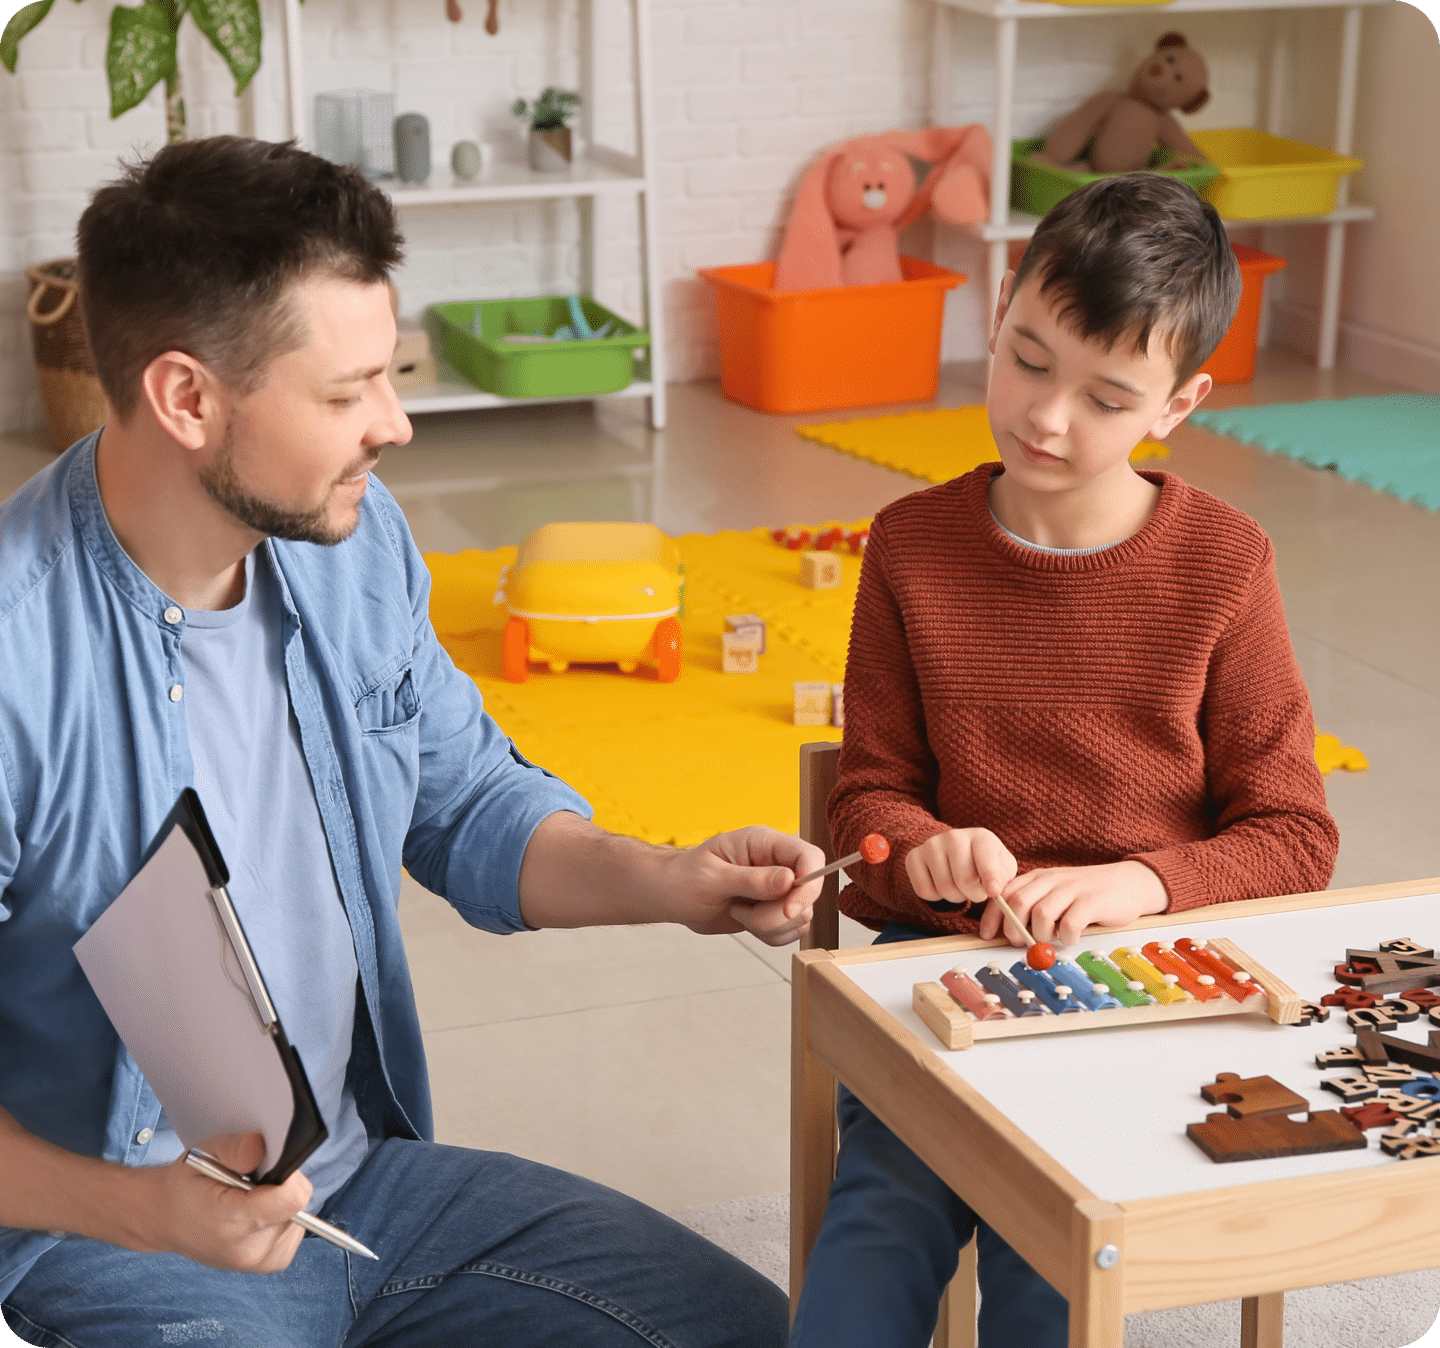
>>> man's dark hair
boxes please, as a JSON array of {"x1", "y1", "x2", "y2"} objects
[
  {"x1": 1012, "y1": 174, "x2": 1241, "y2": 391},
  {"x1": 77, "y1": 136, "x2": 405, "y2": 419}
]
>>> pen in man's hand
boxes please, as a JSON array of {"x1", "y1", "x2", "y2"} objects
[{"x1": 183, "y1": 1149, "x2": 379, "y2": 1260}]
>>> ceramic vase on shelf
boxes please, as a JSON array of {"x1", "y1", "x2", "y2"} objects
[{"x1": 528, "y1": 126, "x2": 571, "y2": 173}]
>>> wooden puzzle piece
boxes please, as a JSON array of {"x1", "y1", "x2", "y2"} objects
[
  {"x1": 1049, "y1": 960, "x2": 1122, "y2": 1011},
  {"x1": 1077, "y1": 950, "x2": 1152, "y2": 1008},
  {"x1": 1011, "y1": 962, "x2": 1083, "y2": 1015},
  {"x1": 1142, "y1": 942, "x2": 1223, "y2": 1001},
  {"x1": 1111, "y1": 947, "x2": 1189, "y2": 1005},
  {"x1": 976, "y1": 963, "x2": 1047, "y2": 1017},
  {"x1": 1187, "y1": 1109, "x2": 1366, "y2": 1164},
  {"x1": 1200, "y1": 1072, "x2": 1308, "y2": 1119},
  {"x1": 939, "y1": 968, "x2": 1009, "y2": 1021}
]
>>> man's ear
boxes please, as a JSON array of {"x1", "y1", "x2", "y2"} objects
[
  {"x1": 988, "y1": 270, "x2": 1017, "y2": 355},
  {"x1": 140, "y1": 351, "x2": 226, "y2": 451},
  {"x1": 1148, "y1": 370, "x2": 1212, "y2": 440}
]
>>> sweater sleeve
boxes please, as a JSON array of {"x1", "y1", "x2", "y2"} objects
[
  {"x1": 827, "y1": 514, "x2": 957, "y2": 927},
  {"x1": 1129, "y1": 543, "x2": 1338, "y2": 909}
]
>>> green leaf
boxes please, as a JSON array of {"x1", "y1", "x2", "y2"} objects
[
  {"x1": 106, "y1": 0, "x2": 176, "y2": 118},
  {"x1": 188, "y1": 0, "x2": 259, "y2": 96},
  {"x1": 1, "y1": 0, "x2": 56, "y2": 74}
]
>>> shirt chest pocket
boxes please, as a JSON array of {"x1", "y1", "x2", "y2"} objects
[{"x1": 355, "y1": 664, "x2": 421, "y2": 735}]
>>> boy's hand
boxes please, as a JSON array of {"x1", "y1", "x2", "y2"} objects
[
  {"x1": 983, "y1": 861, "x2": 1168, "y2": 948},
  {"x1": 906, "y1": 828, "x2": 1018, "y2": 909}
]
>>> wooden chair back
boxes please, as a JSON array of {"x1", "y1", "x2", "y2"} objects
[{"x1": 798, "y1": 741, "x2": 841, "y2": 951}]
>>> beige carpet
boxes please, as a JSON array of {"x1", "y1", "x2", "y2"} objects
[{"x1": 669, "y1": 1193, "x2": 1440, "y2": 1346}]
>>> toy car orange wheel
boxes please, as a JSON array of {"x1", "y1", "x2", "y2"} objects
[
  {"x1": 502, "y1": 616, "x2": 530, "y2": 683},
  {"x1": 653, "y1": 617, "x2": 682, "y2": 683}
]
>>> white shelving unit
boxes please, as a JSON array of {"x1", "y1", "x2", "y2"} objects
[
  {"x1": 279, "y1": 0, "x2": 667, "y2": 430},
  {"x1": 931, "y1": 0, "x2": 1388, "y2": 370}
]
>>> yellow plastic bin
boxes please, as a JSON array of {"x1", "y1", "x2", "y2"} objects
[
  {"x1": 699, "y1": 258, "x2": 964, "y2": 415},
  {"x1": 1190, "y1": 130, "x2": 1362, "y2": 219}
]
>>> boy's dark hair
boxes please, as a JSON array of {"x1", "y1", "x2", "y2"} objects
[
  {"x1": 1012, "y1": 174, "x2": 1241, "y2": 391},
  {"x1": 77, "y1": 136, "x2": 405, "y2": 419}
]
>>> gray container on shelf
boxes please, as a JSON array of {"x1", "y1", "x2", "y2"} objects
[
  {"x1": 313, "y1": 90, "x2": 395, "y2": 179},
  {"x1": 394, "y1": 113, "x2": 431, "y2": 184}
]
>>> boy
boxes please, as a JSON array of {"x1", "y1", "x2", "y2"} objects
[{"x1": 789, "y1": 174, "x2": 1337, "y2": 1347}]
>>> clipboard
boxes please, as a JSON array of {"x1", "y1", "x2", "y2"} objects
[{"x1": 73, "y1": 788, "x2": 326, "y2": 1185}]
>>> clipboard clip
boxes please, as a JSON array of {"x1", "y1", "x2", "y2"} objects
[{"x1": 207, "y1": 886, "x2": 278, "y2": 1031}]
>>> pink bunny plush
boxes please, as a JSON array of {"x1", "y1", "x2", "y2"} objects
[{"x1": 773, "y1": 125, "x2": 993, "y2": 291}]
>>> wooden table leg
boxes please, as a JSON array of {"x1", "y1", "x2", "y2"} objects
[
  {"x1": 1241, "y1": 1292, "x2": 1285, "y2": 1348},
  {"x1": 791, "y1": 951, "x2": 839, "y2": 1322},
  {"x1": 1068, "y1": 1199, "x2": 1126, "y2": 1348},
  {"x1": 934, "y1": 1237, "x2": 978, "y2": 1348}
]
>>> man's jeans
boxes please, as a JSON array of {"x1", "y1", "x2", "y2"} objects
[
  {"x1": 788, "y1": 922, "x2": 1068, "y2": 1348},
  {"x1": 2, "y1": 1139, "x2": 788, "y2": 1348}
]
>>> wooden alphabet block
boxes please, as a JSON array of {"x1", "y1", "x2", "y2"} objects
[
  {"x1": 1200, "y1": 1073, "x2": 1308, "y2": 1119},
  {"x1": 800, "y1": 552, "x2": 841, "y2": 590},
  {"x1": 724, "y1": 614, "x2": 766, "y2": 653},
  {"x1": 792, "y1": 681, "x2": 832, "y2": 726},
  {"x1": 1187, "y1": 1110, "x2": 1366, "y2": 1164},
  {"x1": 721, "y1": 631, "x2": 761, "y2": 673}
]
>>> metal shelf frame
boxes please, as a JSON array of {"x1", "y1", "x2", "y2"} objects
[
  {"x1": 932, "y1": 0, "x2": 1390, "y2": 370},
  {"x1": 280, "y1": 0, "x2": 668, "y2": 430}
]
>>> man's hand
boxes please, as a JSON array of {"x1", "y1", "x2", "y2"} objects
[
  {"x1": 661, "y1": 826, "x2": 826, "y2": 947},
  {"x1": 905, "y1": 828, "x2": 1018, "y2": 910},
  {"x1": 131, "y1": 1132, "x2": 312, "y2": 1274},
  {"x1": 983, "y1": 860, "x2": 1168, "y2": 949}
]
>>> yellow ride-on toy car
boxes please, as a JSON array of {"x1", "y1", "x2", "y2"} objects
[{"x1": 498, "y1": 522, "x2": 684, "y2": 683}]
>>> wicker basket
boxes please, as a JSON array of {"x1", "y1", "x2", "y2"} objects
[{"x1": 26, "y1": 258, "x2": 108, "y2": 452}]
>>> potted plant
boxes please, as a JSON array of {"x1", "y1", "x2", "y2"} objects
[
  {"x1": 2, "y1": 0, "x2": 263, "y2": 144},
  {"x1": 512, "y1": 87, "x2": 581, "y2": 173}
]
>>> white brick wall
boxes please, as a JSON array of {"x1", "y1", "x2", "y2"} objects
[{"x1": 0, "y1": 0, "x2": 1367, "y2": 433}]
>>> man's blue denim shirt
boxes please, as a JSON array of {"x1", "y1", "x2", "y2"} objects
[{"x1": 0, "y1": 434, "x2": 592, "y2": 1299}]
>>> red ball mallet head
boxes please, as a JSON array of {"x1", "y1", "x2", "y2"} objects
[
  {"x1": 859, "y1": 833, "x2": 889, "y2": 865},
  {"x1": 1027, "y1": 941, "x2": 1057, "y2": 971}
]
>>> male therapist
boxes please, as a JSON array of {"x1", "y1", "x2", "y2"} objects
[{"x1": 0, "y1": 136, "x2": 818, "y2": 1347}]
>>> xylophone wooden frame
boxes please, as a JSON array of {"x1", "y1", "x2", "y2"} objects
[{"x1": 791, "y1": 876, "x2": 1440, "y2": 1348}]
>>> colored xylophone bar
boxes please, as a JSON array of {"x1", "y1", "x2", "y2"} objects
[{"x1": 912, "y1": 936, "x2": 1302, "y2": 1051}]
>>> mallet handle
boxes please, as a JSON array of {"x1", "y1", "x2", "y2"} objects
[{"x1": 792, "y1": 850, "x2": 861, "y2": 890}]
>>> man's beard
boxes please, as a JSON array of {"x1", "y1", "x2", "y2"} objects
[{"x1": 199, "y1": 422, "x2": 376, "y2": 547}]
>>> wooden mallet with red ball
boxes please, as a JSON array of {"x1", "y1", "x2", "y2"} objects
[
  {"x1": 988, "y1": 890, "x2": 1056, "y2": 971},
  {"x1": 791, "y1": 833, "x2": 890, "y2": 889}
]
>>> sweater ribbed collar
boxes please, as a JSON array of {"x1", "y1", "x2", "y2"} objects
[{"x1": 968, "y1": 461, "x2": 1182, "y2": 572}]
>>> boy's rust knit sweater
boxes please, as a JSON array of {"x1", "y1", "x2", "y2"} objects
[{"x1": 831, "y1": 463, "x2": 1338, "y2": 933}]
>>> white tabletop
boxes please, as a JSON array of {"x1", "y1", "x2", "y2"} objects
[{"x1": 838, "y1": 890, "x2": 1440, "y2": 1204}]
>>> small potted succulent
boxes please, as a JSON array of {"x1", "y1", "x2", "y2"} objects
[{"x1": 513, "y1": 87, "x2": 581, "y2": 173}]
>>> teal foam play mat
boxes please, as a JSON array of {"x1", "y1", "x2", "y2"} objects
[{"x1": 1191, "y1": 395, "x2": 1440, "y2": 510}]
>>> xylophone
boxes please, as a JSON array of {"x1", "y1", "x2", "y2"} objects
[{"x1": 913, "y1": 936, "x2": 1301, "y2": 1051}]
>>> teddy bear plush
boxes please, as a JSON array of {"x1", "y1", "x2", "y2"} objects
[
  {"x1": 773, "y1": 125, "x2": 992, "y2": 291},
  {"x1": 1034, "y1": 33, "x2": 1211, "y2": 175}
]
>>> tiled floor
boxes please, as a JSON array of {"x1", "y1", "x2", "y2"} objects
[{"x1": 5, "y1": 348, "x2": 1438, "y2": 1215}]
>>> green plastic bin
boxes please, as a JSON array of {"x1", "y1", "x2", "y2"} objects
[
  {"x1": 1010, "y1": 138, "x2": 1221, "y2": 216},
  {"x1": 430, "y1": 296, "x2": 650, "y2": 398}
]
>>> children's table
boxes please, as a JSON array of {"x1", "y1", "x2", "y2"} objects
[{"x1": 791, "y1": 878, "x2": 1440, "y2": 1348}]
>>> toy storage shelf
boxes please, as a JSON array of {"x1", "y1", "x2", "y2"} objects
[
  {"x1": 932, "y1": 0, "x2": 1391, "y2": 371},
  {"x1": 280, "y1": 0, "x2": 667, "y2": 431}
]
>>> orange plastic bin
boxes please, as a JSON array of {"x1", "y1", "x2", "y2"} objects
[
  {"x1": 699, "y1": 258, "x2": 964, "y2": 414},
  {"x1": 1200, "y1": 243, "x2": 1286, "y2": 385}
]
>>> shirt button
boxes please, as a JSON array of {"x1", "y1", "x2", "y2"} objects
[
  {"x1": 163, "y1": 606, "x2": 183, "y2": 625},
  {"x1": 135, "y1": 1128, "x2": 153, "y2": 1145},
  {"x1": 169, "y1": 685, "x2": 184, "y2": 703}
]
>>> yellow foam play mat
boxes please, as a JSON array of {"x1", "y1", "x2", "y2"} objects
[
  {"x1": 797, "y1": 405, "x2": 1168, "y2": 483},
  {"x1": 426, "y1": 525, "x2": 1364, "y2": 846}
]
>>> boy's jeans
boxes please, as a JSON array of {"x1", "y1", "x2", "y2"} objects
[
  {"x1": 789, "y1": 921, "x2": 1068, "y2": 1348},
  {"x1": 3, "y1": 1138, "x2": 788, "y2": 1348}
]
